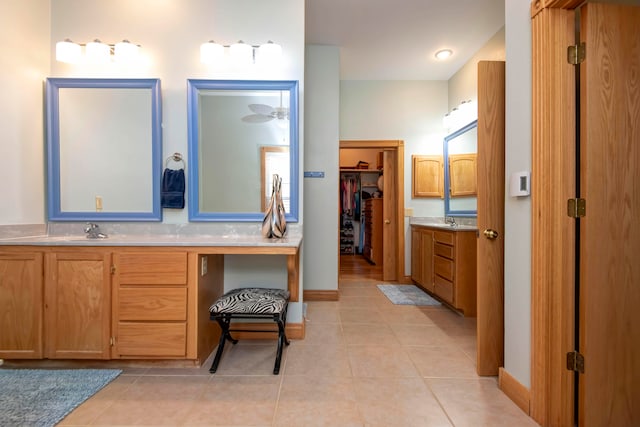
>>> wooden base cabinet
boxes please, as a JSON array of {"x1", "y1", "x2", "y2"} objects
[
  {"x1": 112, "y1": 252, "x2": 189, "y2": 358},
  {"x1": 0, "y1": 252, "x2": 44, "y2": 359},
  {"x1": 411, "y1": 225, "x2": 477, "y2": 316}
]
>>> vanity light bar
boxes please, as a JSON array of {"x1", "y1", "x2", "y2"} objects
[
  {"x1": 56, "y1": 39, "x2": 141, "y2": 64},
  {"x1": 200, "y1": 40, "x2": 282, "y2": 67}
]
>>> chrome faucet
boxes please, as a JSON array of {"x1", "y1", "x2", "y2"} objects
[
  {"x1": 84, "y1": 222, "x2": 108, "y2": 239},
  {"x1": 445, "y1": 216, "x2": 457, "y2": 227}
]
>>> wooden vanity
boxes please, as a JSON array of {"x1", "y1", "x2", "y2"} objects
[
  {"x1": 0, "y1": 235, "x2": 302, "y2": 365},
  {"x1": 411, "y1": 224, "x2": 477, "y2": 316}
]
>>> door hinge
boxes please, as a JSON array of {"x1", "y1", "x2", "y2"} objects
[
  {"x1": 567, "y1": 198, "x2": 586, "y2": 218},
  {"x1": 567, "y1": 351, "x2": 585, "y2": 373},
  {"x1": 568, "y1": 43, "x2": 586, "y2": 65},
  {"x1": 110, "y1": 265, "x2": 116, "y2": 274}
]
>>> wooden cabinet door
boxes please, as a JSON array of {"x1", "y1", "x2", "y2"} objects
[
  {"x1": 420, "y1": 229, "x2": 434, "y2": 292},
  {"x1": 0, "y1": 251, "x2": 44, "y2": 359},
  {"x1": 45, "y1": 252, "x2": 111, "y2": 359},
  {"x1": 412, "y1": 155, "x2": 443, "y2": 198},
  {"x1": 448, "y1": 154, "x2": 477, "y2": 197},
  {"x1": 410, "y1": 228, "x2": 423, "y2": 284}
]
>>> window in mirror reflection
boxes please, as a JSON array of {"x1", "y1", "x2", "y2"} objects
[{"x1": 187, "y1": 80, "x2": 299, "y2": 222}]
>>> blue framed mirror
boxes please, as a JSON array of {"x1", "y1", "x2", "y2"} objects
[
  {"x1": 187, "y1": 80, "x2": 299, "y2": 222},
  {"x1": 46, "y1": 78, "x2": 162, "y2": 221},
  {"x1": 444, "y1": 120, "x2": 478, "y2": 217}
]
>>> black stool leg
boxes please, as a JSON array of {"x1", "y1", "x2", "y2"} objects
[
  {"x1": 273, "y1": 313, "x2": 290, "y2": 375},
  {"x1": 210, "y1": 314, "x2": 238, "y2": 373}
]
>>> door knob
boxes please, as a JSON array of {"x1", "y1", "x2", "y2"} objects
[{"x1": 483, "y1": 229, "x2": 499, "y2": 240}]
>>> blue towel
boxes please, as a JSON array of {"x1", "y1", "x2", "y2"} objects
[{"x1": 161, "y1": 168, "x2": 185, "y2": 209}]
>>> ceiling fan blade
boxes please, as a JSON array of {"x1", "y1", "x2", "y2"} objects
[
  {"x1": 242, "y1": 114, "x2": 274, "y2": 123},
  {"x1": 248, "y1": 103, "x2": 275, "y2": 115}
]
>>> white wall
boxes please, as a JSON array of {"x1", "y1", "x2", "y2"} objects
[
  {"x1": 504, "y1": 0, "x2": 532, "y2": 388},
  {"x1": 303, "y1": 45, "x2": 340, "y2": 291},
  {"x1": 0, "y1": 0, "x2": 50, "y2": 225}
]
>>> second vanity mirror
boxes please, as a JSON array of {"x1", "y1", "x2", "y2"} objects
[
  {"x1": 187, "y1": 80, "x2": 299, "y2": 222},
  {"x1": 444, "y1": 120, "x2": 477, "y2": 217},
  {"x1": 46, "y1": 78, "x2": 162, "y2": 221}
]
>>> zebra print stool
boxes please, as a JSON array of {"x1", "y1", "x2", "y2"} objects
[{"x1": 208, "y1": 287, "x2": 290, "y2": 374}]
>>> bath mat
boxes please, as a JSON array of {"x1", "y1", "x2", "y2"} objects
[
  {"x1": 0, "y1": 368, "x2": 121, "y2": 427},
  {"x1": 377, "y1": 284, "x2": 442, "y2": 306}
]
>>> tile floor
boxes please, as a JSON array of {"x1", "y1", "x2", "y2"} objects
[{"x1": 53, "y1": 275, "x2": 537, "y2": 426}]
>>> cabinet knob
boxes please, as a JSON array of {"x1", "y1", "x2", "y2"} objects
[
  {"x1": 483, "y1": 229, "x2": 499, "y2": 240},
  {"x1": 384, "y1": 219, "x2": 391, "y2": 224}
]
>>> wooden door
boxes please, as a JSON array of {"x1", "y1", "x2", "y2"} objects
[
  {"x1": 476, "y1": 60, "x2": 505, "y2": 376},
  {"x1": 382, "y1": 149, "x2": 398, "y2": 281},
  {"x1": 579, "y1": 4, "x2": 640, "y2": 425},
  {"x1": 0, "y1": 251, "x2": 43, "y2": 359},
  {"x1": 45, "y1": 251, "x2": 111, "y2": 359}
]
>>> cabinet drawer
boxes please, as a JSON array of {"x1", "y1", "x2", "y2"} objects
[
  {"x1": 116, "y1": 252, "x2": 187, "y2": 285},
  {"x1": 434, "y1": 275, "x2": 454, "y2": 304},
  {"x1": 434, "y1": 255, "x2": 454, "y2": 281},
  {"x1": 118, "y1": 287, "x2": 187, "y2": 321},
  {"x1": 434, "y1": 242, "x2": 454, "y2": 260},
  {"x1": 433, "y1": 230, "x2": 454, "y2": 245},
  {"x1": 116, "y1": 323, "x2": 186, "y2": 357}
]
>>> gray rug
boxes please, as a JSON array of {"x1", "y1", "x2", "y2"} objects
[
  {"x1": 377, "y1": 284, "x2": 442, "y2": 306},
  {"x1": 0, "y1": 368, "x2": 121, "y2": 427}
]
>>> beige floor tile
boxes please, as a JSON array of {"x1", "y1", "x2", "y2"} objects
[
  {"x1": 378, "y1": 305, "x2": 436, "y2": 324},
  {"x1": 347, "y1": 345, "x2": 420, "y2": 378},
  {"x1": 284, "y1": 344, "x2": 353, "y2": 377},
  {"x1": 88, "y1": 375, "x2": 210, "y2": 425},
  {"x1": 339, "y1": 307, "x2": 385, "y2": 324},
  {"x1": 337, "y1": 295, "x2": 383, "y2": 308},
  {"x1": 353, "y1": 377, "x2": 453, "y2": 427},
  {"x1": 305, "y1": 302, "x2": 341, "y2": 323},
  {"x1": 342, "y1": 323, "x2": 400, "y2": 346},
  {"x1": 426, "y1": 378, "x2": 539, "y2": 427},
  {"x1": 182, "y1": 375, "x2": 281, "y2": 426},
  {"x1": 390, "y1": 323, "x2": 457, "y2": 347},
  {"x1": 407, "y1": 345, "x2": 478, "y2": 378},
  {"x1": 298, "y1": 322, "x2": 345, "y2": 346}
]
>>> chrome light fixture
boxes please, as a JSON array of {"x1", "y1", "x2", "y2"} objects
[
  {"x1": 55, "y1": 39, "x2": 141, "y2": 64},
  {"x1": 200, "y1": 39, "x2": 282, "y2": 67}
]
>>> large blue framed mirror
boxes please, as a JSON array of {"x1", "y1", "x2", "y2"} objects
[
  {"x1": 46, "y1": 78, "x2": 162, "y2": 221},
  {"x1": 187, "y1": 80, "x2": 299, "y2": 222},
  {"x1": 444, "y1": 120, "x2": 478, "y2": 217}
]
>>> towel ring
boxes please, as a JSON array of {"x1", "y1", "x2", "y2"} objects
[{"x1": 165, "y1": 152, "x2": 186, "y2": 170}]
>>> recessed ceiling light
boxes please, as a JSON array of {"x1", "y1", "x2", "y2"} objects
[{"x1": 435, "y1": 49, "x2": 453, "y2": 60}]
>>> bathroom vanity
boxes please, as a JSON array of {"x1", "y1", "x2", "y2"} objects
[
  {"x1": 411, "y1": 222, "x2": 477, "y2": 316},
  {"x1": 0, "y1": 234, "x2": 302, "y2": 365}
]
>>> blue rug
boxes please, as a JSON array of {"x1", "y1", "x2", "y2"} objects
[
  {"x1": 0, "y1": 369, "x2": 121, "y2": 427},
  {"x1": 377, "y1": 284, "x2": 442, "y2": 306}
]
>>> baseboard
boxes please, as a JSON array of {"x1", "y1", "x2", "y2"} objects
[
  {"x1": 498, "y1": 367, "x2": 530, "y2": 415},
  {"x1": 304, "y1": 290, "x2": 340, "y2": 301},
  {"x1": 229, "y1": 321, "x2": 305, "y2": 340}
]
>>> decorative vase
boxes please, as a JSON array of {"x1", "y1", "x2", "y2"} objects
[{"x1": 262, "y1": 174, "x2": 287, "y2": 238}]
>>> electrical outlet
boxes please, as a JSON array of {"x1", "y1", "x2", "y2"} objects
[
  {"x1": 201, "y1": 256, "x2": 208, "y2": 276},
  {"x1": 95, "y1": 196, "x2": 103, "y2": 212}
]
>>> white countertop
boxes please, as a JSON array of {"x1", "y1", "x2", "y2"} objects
[
  {"x1": 0, "y1": 233, "x2": 303, "y2": 248},
  {"x1": 409, "y1": 218, "x2": 478, "y2": 231}
]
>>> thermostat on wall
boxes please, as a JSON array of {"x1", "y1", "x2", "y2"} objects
[{"x1": 509, "y1": 171, "x2": 531, "y2": 197}]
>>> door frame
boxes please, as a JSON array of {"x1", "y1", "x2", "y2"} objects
[
  {"x1": 530, "y1": 3, "x2": 579, "y2": 425},
  {"x1": 339, "y1": 140, "x2": 405, "y2": 282}
]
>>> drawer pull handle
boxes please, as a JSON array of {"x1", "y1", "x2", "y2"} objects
[{"x1": 483, "y1": 229, "x2": 499, "y2": 240}]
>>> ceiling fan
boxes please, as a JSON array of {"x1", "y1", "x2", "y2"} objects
[{"x1": 242, "y1": 92, "x2": 289, "y2": 123}]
